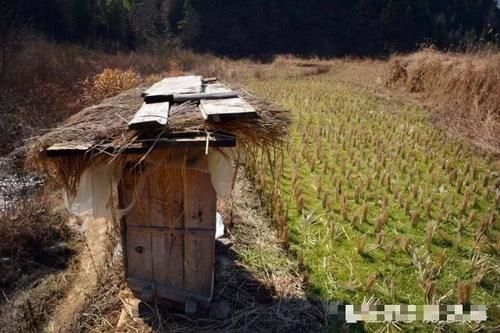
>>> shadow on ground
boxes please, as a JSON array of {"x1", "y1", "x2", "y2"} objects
[{"x1": 132, "y1": 240, "x2": 367, "y2": 332}]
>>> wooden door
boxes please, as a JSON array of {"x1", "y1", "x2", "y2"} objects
[{"x1": 118, "y1": 149, "x2": 216, "y2": 307}]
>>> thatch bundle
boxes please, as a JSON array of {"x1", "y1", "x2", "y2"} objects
[
  {"x1": 387, "y1": 49, "x2": 500, "y2": 154},
  {"x1": 27, "y1": 82, "x2": 290, "y2": 189}
]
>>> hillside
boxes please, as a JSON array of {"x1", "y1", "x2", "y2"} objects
[{"x1": 2, "y1": 1, "x2": 500, "y2": 56}]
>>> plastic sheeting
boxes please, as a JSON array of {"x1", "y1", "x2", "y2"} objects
[
  {"x1": 63, "y1": 163, "x2": 118, "y2": 221},
  {"x1": 207, "y1": 148, "x2": 237, "y2": 197},
  {"x1": 216, "y1": 212, "x2": 224, "y2": 239},
  {"x1": 64, "y1": 149, "x2": 236, "y2": 238}
]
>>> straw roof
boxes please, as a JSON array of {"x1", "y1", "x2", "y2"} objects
[{"x1": 27, "y1": 81, "x2": 289, "y2": 188}]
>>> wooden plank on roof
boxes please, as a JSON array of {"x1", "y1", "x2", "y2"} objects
[
  {"x1": 199, "y1": 82, "x2": 257, "y2": 121},
  {"x1": 46, "y1": 142, "x2": 93, "y2": 157},
  {"x1": 143, "y1": 75, "x2": 203, "y2": 102},
  {"x1": 128, "y1": 102, "x2": 169, "y2": 131},
  {"x1": 172, "y1": 91, "x2": 238, "y2": 103},
  {"x1": 202, "y1": 77, "x2": 217, "y2": 84},
  {"x1": 204, "y1": 83, "x2": 232, "y2": 93},
  {"x1": 200, "y1": 97, "x2": 257, "y2": 122}
]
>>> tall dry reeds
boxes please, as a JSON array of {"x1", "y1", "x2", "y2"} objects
[{"x1": 387, "y1": 48, "x2": 500, "y2": 155}]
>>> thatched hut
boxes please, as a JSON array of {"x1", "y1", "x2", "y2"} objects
[{"x1": 27, "y1": 76, "x2": 289, "y2": 313}]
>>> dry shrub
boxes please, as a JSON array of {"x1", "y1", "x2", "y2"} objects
[
  {"x1": 0, "y1": 195, "x2": 79, "y2": 332},
  {"x1": 0, "y1": 269, "x2": 74, "y2": 333},
  {"x1": 82, "y1": 68, "x2": 140, "y2": 102},
  {"x1": 0, "y1": 35, "x2": 211, "y2": 156},
  {"x1": 0, "y1": 196, "x2": 77, "y2": 295},
  {"x1": 387, "y1": 48, "x2": 500, "y2": 154}
]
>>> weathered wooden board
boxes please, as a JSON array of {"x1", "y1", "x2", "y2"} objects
[
  {"x1": 184, "y1": 231, "x2": 214, "y2": 296},
  {"x1": 172, "y1": 91, "x2": 238, "y2": 103},
  {"x1": 46, "y1": 133, "x2": 236, "y2": 157},
  {"x1": 143, "y1": 75, "x2": 203, "y2": 102},
  {"x1": 204, "y1": 83, "x2": 232, "y2": 93},
  {"x1": 200, "y1": 97, "x2": 257, "y2": 122},
  {"x1": 120, "y1": 168, "x2": 150, "y2": 227},
  {"x1": 46, "y1": 142, "x2": 93, "y2": 156},
  {"x1": 127, "y1": 277, "x2": 211, "y2": 305},
  {"x1": 199, "y1": 82, "x2": 256, "y2": 121},
  {"x1": 183, "y1": 167, "x2": 216, "y2": 230},
  {"x1": 183, "y1": 157, "x2": 216, "y2": 299},
  {"x1": 128, "y1": 102, "x2": 169, "y2": 131},
  {"x1": 126, "y1": 228, "x2": 152, "y2": 281},
  {"x1": 119, "y1": 149, "x2": 216, "y2": 308},
  {"x1": 152, "y1": 232, "x2": 184, "y2": 288},
  {"x1": 148, "y1": 167, "x2": 184, "y2": 228}
]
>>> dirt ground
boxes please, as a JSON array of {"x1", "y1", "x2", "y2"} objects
[{"x1": 48, "y1": 217, "x2": 111, "y2": 332}]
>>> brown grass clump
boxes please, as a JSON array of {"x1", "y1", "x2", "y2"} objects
[
  {"x1": 0, "y1": 197, "x2": 77, "y2": 294},
  {"x1": 457, "y1": 281, "x2": 472, "y2": 305},
  {"x1": 387, "y1": 48, "x2": 500, "y2": 154},
  {"x1": 82, "y1": 68, "x2": 140, "y2": 102},
  {"x1": 0, "y1": 195, "x2": 79, "y2": 331},
  {"x1": 68, "y1": 259, "x2": 124, "y2": 332}
]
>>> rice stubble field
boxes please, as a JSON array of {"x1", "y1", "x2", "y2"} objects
[{"x1": 244, "y1": 71, "x2": 499, "y2": 331}]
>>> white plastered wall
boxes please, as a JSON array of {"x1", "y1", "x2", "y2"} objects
[{"x1": 64, "y1": 148, "x2": 237, "y2": 238}]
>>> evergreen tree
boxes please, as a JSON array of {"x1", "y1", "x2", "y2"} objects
[
  {"x1": 2, "y1": 0, "x2": 499, "y2": 55},
  {"x1": 178, "y1": 0, "x2": 201, "y2": 47}
]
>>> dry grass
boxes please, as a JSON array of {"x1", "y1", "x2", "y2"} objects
[
  {"x1": 0, "y1": 194, "x2": 80, "y2": 332},
  {"x1": 81, "y1": 68, "x2": 141, "y2": 102},
  {"x1": 387, "y1": 48, "x2": 500, "y2": 155},
  {"x1": 0, "y1": 36, "x2": 226, "y2": 156},
  {"x1": 68, "y1": 259, "x2": 124, "y2": 332},
  {"x1": 0, "y1": 196, "x2": 77, "y2": 294}
]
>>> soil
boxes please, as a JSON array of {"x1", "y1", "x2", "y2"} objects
[{"x1": 47, "y1": 217, "x2": 111, "y2": 332}]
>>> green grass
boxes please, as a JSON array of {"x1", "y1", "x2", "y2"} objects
[{"x1": 244, "y1": 73, "x2": 499, "y2": 331}]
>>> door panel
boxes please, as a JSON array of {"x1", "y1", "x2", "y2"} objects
[
  {"x1": 152, "y1": 231, "x2": 184, "y2": 288},
  {"x1": 126, "y1": 228, "x2": 152, "y2": 280}
]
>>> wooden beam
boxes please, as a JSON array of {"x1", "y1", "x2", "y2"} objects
[
  {"x1": 45, "y1": 133, "x2": 236, "y2": 157},
  {"x1": 46, "y1": 142, "x2": 93, "y2": 156},
  {"x1": 143, "y1": 75, "x2": 202, "y2": 99},
  {"x1": 144, "y1": 91, "x2": 238, "y2": 104},
  {"x1": 128, "y1": 102, "x2": 169, "y2": 131},
  {"x1": 127, "y1": 277, "x2": 212, "y2": 306},
  {"x1": 173, "y1": 91, "x2": 238, "y2": 102},
  {"x1": 202, "y1": 77, "x2": 217, "y2": 84},
  {"x1": 137, "y1": 134, "x2": 235, "y2": 149}
]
